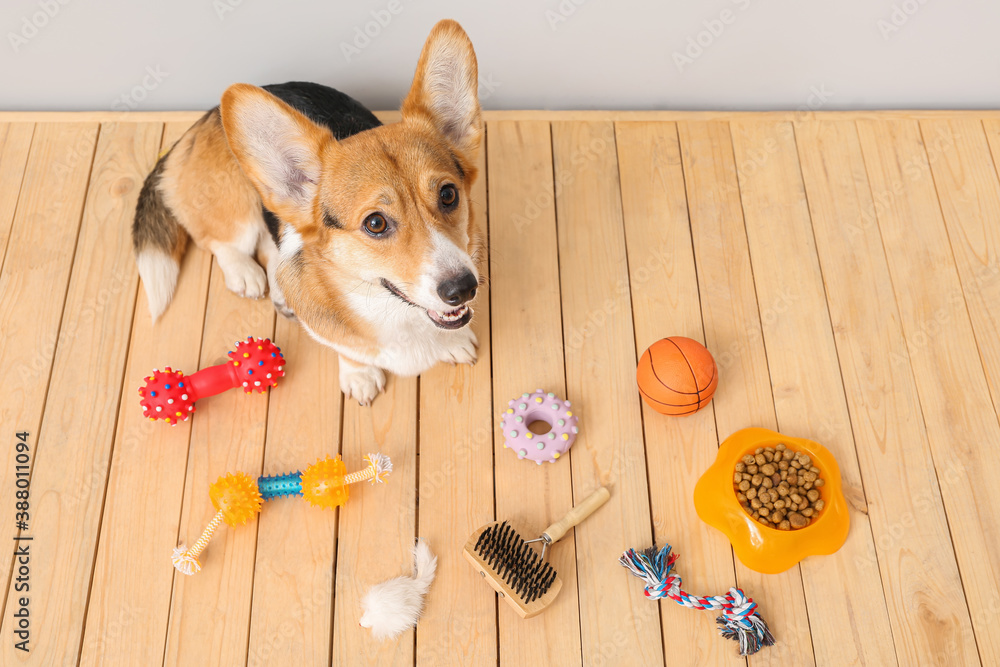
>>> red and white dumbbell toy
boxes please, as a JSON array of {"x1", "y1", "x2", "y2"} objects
[{"x1": 138, "y1": 336, "x2": 286, "y2": 424}]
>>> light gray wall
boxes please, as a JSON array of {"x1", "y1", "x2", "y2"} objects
[{"x1": 1, "y1": 0, "x2": 997, "y2": 112}]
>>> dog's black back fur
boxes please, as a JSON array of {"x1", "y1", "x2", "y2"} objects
[
  {"x1": 263, "y1": 82, "x2": 382, "y2": 139},
  {"x1": 259, "y1": 82, "x2": 383, "y2": 243}
]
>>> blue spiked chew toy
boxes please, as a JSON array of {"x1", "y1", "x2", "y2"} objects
[
  {"x1": 619, "y1": 543, "x2": 775, "y2": 656},
  {"x1": 258, "y1": 471, "x2": 304, "y2": 499}
]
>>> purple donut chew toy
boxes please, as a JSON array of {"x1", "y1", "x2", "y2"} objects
[{"x1": 501, "y1": 389, "x2": 579, "y2": 464}]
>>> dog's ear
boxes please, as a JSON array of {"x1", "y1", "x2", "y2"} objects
[
  {"x1": 401, "y1": 20, "x2": 481, "y2": 158},
  {"x1": 221, "y1": 83, "x2": 332, "y2": 226}
]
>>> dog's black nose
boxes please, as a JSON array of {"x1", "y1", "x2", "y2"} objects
[{"x1": 437, "y1": 271, "x2": 478, "y2": 306}]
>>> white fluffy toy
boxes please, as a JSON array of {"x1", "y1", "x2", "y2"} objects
[{"x1": 360, "y1": 538, "x2": 437, "y2": 640}]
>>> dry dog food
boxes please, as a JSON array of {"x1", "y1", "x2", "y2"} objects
[{"x1": 733, "y1": 443, "x2": 825, "y2": 530}]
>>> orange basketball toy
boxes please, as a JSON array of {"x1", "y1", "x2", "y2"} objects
[{"x1": 636, "y1": 337, "x2": 718, "y2": 416}]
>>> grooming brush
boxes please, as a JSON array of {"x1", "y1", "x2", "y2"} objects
[{"x1": 464, "y1": 486, "x2": 610, "y2": 618}]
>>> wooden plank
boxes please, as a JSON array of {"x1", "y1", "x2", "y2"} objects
[
  {"x1": 246, "y1": 316, "x2": 342, "y2": 666},
  {"x1": 161, "y1": 264, "x2": 277, "y2": 665},
  {"x1": 331, "y1": 380, "x2": 418, "y2": 665},
  {"x1": 0, "y1": 123, "x2": 34, "y2": 271},
  {"x1": 732, "y1": 120, "x2": 900, "y2": 666},
  {"x1": 935, "y1": 117, "x2": 1000, "y2": 661},
  {"x1": 797, "y1": 120, "x2": 969, "y2": 665},
  {"x1": 678, "y1": 121, "x2": 815, "y2": 667},
  {"x1": 160, "y1": 121, "x2": 196, "y2": 143},
  {"x1": 4, "y1": 108, "x2": 997, "y2": 666},
  {"x1": 615, "y1": 120, "x2": 740, "y2": 667},
  {"x1": 858, "y1": 118, "x2": 999, "y2": 665},
  {"x1": 675, "y1": 122, "x2": 776, "y2": 437},
  {"x1": 0, "y1": 122, "x2": 160, "y2": 665},
  {"x1": 79, "y1": 246, "x2": 214, "y2": 667},
  {"x1": 76, "y1": 121, "x2": 212, "y2": 667},
  {"x1": 551, "y1": 120, "x2": 663, "y2": 667},
  {"x1": 474, "y1": 109, "x2": 1000, "y2": 122},
  {"x1": 416, "y1": 137, "x2": 497, "y2": 664},
  {"x1": 8, "y1": 110, "x2": 1000, "y2": 124},
  {"x1": 485, "y1": 120, "x2": 583, "y2": 665},
  {"x1": 0, "y1": 122, "x2": 97, "y2": 619},
  {"x1": 0, "y1": 111, "x2": 208, "y2": 123},
  {"x1": 934, "y1": 120, "x2": 1000, "y2": 420}
]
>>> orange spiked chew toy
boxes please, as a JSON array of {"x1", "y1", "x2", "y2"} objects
[{"x1": 172, "y1": 453, "x2": 392, "y2": 575}]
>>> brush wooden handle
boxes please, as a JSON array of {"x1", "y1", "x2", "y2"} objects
[{"x1": 542, "y1": 487, "x2": 610, "y2": 543}]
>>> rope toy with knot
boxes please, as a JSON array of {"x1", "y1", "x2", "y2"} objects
[{"x1": 619, "y1": 543, "x2": 775, "y2": 656}]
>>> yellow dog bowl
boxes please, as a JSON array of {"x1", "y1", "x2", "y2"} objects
[{"x1": 694, "y1": 428, "x2": 850, "y2": 574}]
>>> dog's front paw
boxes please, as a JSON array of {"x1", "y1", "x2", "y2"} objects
[
  {"x1": 441, "y1": 328, "x2": 478, "y2": 366},
  {"x1": 339, "y1": 360, "x2": 386, "y2": 406},
  {"x1": 221, "y1": 255, "x2": 267, "y2": 299},
  {"x1": 271, "y1": 296, "x2": 296, "y2": 320},
  {"x1": 267, "y1": 270, "x2": 295, "y2": 319}
]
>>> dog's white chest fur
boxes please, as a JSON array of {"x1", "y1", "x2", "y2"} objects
[
  {"x1": 298, "y1": 284, "x2": 478, "y2": 378},
  {"x1": 350, "y1": 287, "x2": 477, "y2": 375}
]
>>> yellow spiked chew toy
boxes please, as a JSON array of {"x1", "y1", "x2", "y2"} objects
[{"x1": 172, "y1": 453, "x2": 392, "y2": 575}]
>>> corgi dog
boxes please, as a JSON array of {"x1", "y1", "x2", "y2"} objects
[{"x1": 133, "y1": 20, "x2": 483, "y2": 405}]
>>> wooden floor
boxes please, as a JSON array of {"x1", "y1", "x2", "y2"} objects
[{"x1": 1, "y1": 110, "x2": 999, "y2": 667}]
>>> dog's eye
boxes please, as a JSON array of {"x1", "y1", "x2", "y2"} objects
[
  {"x1": 363, "y1": 213, "x2": 388, "y2": 236},
  {"x1": 440, "y1": 184, "x2": 458, "y2": 209}
]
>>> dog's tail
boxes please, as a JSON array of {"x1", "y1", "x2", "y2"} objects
[
  {"x1": 133, "y1": 155, "x2": 188, "y2": 322},
  {"x1": 411, "y1": 538, "x2": 437, "y2": 593}
]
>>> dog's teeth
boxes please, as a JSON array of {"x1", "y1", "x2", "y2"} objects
[
  {"x1": 443, "y1": 305, "x2": 467, "y2": 321},
  {"x1": 431, "y1": 304, "x2": 468, "y2": 323}
]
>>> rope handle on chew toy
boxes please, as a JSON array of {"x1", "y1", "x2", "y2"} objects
[
  {"x1": 172, "y1": 453, "x2": 392, "y2": 575},
  {"x1": 619, "y1": 544, "x2": 775, "y2": 656}
]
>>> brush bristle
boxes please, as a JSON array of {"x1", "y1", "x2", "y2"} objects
[{"x1": 474, "y1": 521, "x2": 557, "y2": 603}]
